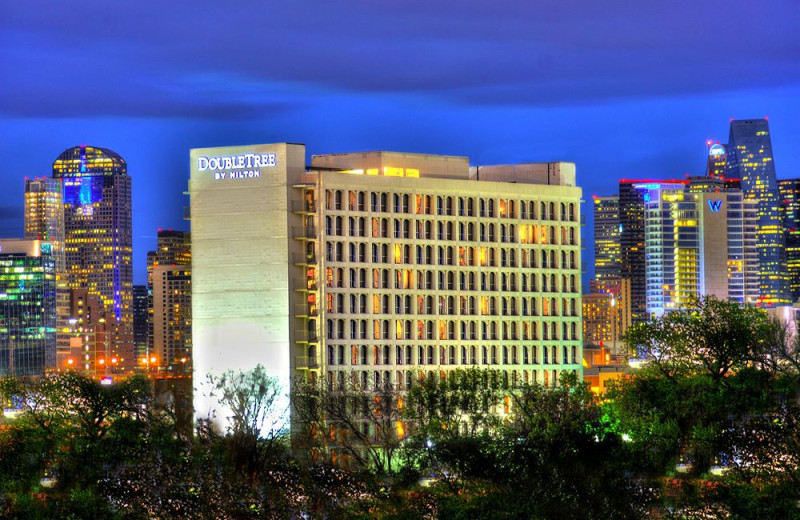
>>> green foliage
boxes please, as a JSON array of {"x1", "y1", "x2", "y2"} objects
[{"x1": 3, "y1": 316, "x2": 799, "y2": 520}]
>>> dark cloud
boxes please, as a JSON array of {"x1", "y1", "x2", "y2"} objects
[{"x1": 2, "y1": 0, "x2": 798, "y2": 118}]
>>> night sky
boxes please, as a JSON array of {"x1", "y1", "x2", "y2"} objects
[{"x1": 2, "y1": 0, "x2": 799, "y2": 285}]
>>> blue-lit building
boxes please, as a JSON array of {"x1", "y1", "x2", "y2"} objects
[
  {"x1": 725, "y1": 119, "x2": 789, "y2": 306},
  {"x1": 52, "y1": 145, "x2": 134, "y2": 371},
  {"x1": 0, "y1": 240, "x2": 57, "y2": 376}
]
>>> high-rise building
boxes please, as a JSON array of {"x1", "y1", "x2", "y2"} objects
[
  {"x1": 726, "y1": 119, "x2": 789, "y2": 306},
  {"x1": 582, "y1": 291, "x2": 628, "y2": 349},
  {"x1": 619, "y1": 179, "x2": 687, "y2": 323},
  {"x1": 146, "y1": 229, "x2": 191, "y2": 360},
  {"x1": 24, "y1": 178, "x2": 65, "y2": 272},
  {"x1": 593, "y1": 195, "x2": 620, "y2": 280},
  {"x1": 0, "y1": 239, "x2": 57, "y2": 376},
  {"x1": 588, "y1": 277, "x2": 631, "y2": 344},
  {"x1": 133, "y1": 285, "x2": 149, "y2": 361},
  {"x1": 24, "y1": 178, "x2": 69, "y2": 355},
  {"x1": 189, "y1": 144, "x2": 583, "y2": 430},
  {"x1": 779, "y1": 179, "x2": 800, "y2": 303},
  {"x1": 706, "y1": 141, "x2": 727, "y2": 179},
  {"x1": 58, "y1": 289, "x2": 114, "y2": 377},
  {"x1": 639, "y1": 184, "x2": 758, "y2": 317},
  {"x1": 52, "y1": 145, "x2": 133, "y2": 371},
  {"x1": 151, "y1": 266, "x2": 192, "y2": 373}
]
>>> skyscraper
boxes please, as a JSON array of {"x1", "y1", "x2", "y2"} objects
[
  {"x1": 640, "y1": 184, "x2": 758, "y2": 317},
  {"x1": 706, "y1": 141, "x2": 727, "y2": 179},
  {"x1": 619, "y1": 179, "x2": 687, "y2": 323},
  {"x1": 52, "y1": 145, "x2": 133, "y2": 371},
  {"x1": 593, "y1": 195, "x2": 620, "y2": 280},
  {"x1": 133, "y1": 285, "x2": 149, "y2": 361},
  {"x1": 146, "y1": 229, "x2": 191, "y2": 365},
  {"x1": 151, "y1": 266, "x2": 192, "y2": 372},
  {"x1": 24, "y1": 178, "x2": 69, "y2": 355},
  {"x1": 779, "y1": 179, "x2": 800, "y2": 303},
  {"x1": 725, "y1": 119, "x2": 789, "y2": 306}
]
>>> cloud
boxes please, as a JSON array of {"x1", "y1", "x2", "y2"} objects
[{"x1": 2, "y1": 0, "x2": 799, "y2": 119}]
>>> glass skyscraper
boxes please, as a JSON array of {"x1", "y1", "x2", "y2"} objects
[
  {"x1": 593, "y1": 195, "x2": 621, "y2": 280},
  {"x1": 52, "y1": 145, "x2": 134, "y2": 371},
  {"x1": 24, "y1": 177, "x2": 69, "y2": 355},
  {"x1": 0, "y1": 240, "x2": 57, "y2": 376},
  {"x1": 725, "y1": 119, "x2": 789, "y2": 306},
  {"x1": 779, "y1": 179, "x2": 800, "y2": 303}
]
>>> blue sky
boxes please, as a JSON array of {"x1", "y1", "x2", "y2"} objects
[{"x1": 1, "y1": 0, "x2": 799, "y2": 284}]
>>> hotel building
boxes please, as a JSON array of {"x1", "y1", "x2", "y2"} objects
[
  {"x1": 190, "y1": 144, "x2": 582, "y2": 426},
  {"x1": 640, "y1": 183, "x2": 759, "y2": 317}
]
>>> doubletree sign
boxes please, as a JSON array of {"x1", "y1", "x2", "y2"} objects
[{"x1": 197, "y1": 152, "x2": 277, "y2": 180}]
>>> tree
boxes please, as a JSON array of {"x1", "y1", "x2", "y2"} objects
[
  {"x1": 202, "y1": 364, "x2": 289, "y2": 478},
  {"x1": 293, "y1": 373, "x2": 405, "y2": 476},
  {"x1": 608, "y1": 297, "x2": 800, "y2": 518}
]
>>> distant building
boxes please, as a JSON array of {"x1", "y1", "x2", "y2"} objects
[
  {"x1": 726, "y1": 119, "x2": 789, "y2": 306},
  {"x1": 0, "y1": 239, "x2": 57, "y2": 376},
  {"x1": 585, "y1": 277, "x2": 631, "y2": 351},
  {"x1": 52, "y1": 145, "x2": 134, "y2": 370},
  {"x1": 619, "y1": 180, "x2": 687, "y2": 323},
  {"x1": 151, "y1": 266, "x2": 191, "y2": 373},
  {"x1": 146, "y1": 230, "x2": 191, "y2": 372},
  {"x1": 706, "y1": 141, "x2": 727, "y2": 179},
  {"x1": 593, "y1": 195, "x2": 620, "y2": 280},
  {"x1": 582, "y1": 293, "x2": 616, "y2": 345},
  {"x1": 779, "y1": 179, "x2": 800, "y2": 303},
  {"x1": 582, "y1": 344, "x2": 627, "y2": 395},
  {"x1": 24, "y1": 177, "x2": 69, "y2": 356},
  {"x1": 639, "y1": 184, "x2": 759, "y2": 316},
  {"x1": 133, "y1": 285, "x2": 149, "y2": 361},
  {"x1": 57, "y1": 289, "x2": 114, "y2": 377}
]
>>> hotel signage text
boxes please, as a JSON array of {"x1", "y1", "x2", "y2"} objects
[{"x1": 197, "y1": 152, "x2": 277, "y2": 180}]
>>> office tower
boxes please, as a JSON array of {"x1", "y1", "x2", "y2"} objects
[
  {"x1": 151, "y1": 266, "x2": 192, "y2": 372},
  {"x1": 24, "y1": 177, "x2": 69, "y2": 355},
  {"x1": 133, "y1": 285, "x2": 149, "y2": 361},
  {"x1": 24, "y1": 178, "x2": 65, "y2": 272},
  {"x1": 0, "y1": 239, "x2": 57, "y2": 376},
  {"x1": 639, "y1": 184, "x2": 758, "y2": 317},
  {"x1": 726, "y1": 119, "x2": 789, "y2": 306},
  {"x1": 52, "y1": 145, "x2": 133, "y2": 371},
  {"x1": 593, "y1": 195, "x2": 620, "y2": 280},
  {"x1": 779, "y1": 179, "x2": 800, "y2": 303},
  {"x1": 190, "y1": 144, "x2": 582, "y2": 429},
  {"x1": 706, "y1": 141, "x2": 727, "y2": 179},
  {"x1": 146, "y1": 229, "x2": 191, "y2": 367}
]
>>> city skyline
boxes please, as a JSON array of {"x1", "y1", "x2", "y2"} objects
[{"x1": 2, "y1": 1, "x2": 799, "y2": 285}]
